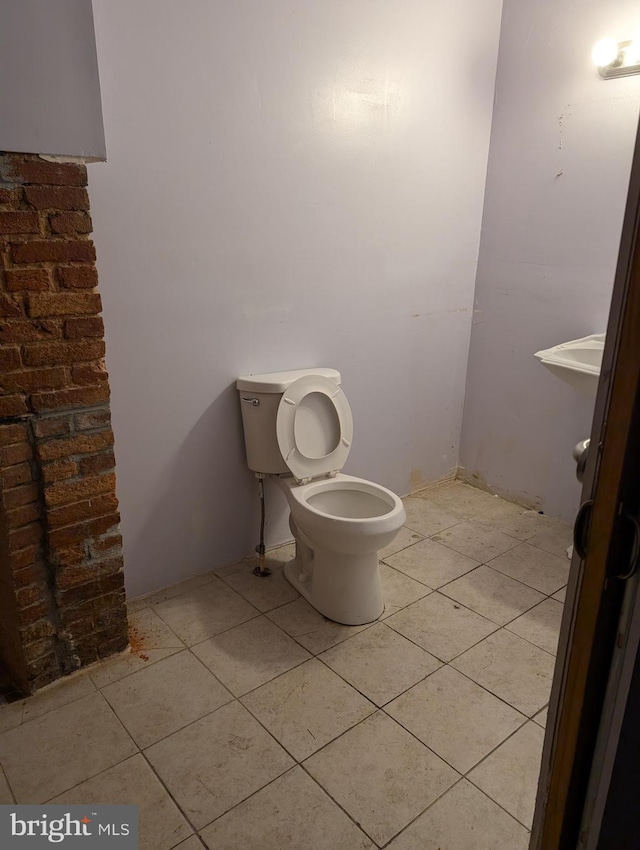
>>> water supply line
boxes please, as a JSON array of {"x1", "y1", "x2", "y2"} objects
[{"x1": 253, "y1": 474, "x2": 271, "y2": 577}]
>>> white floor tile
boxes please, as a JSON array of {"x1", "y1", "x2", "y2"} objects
[
  {"x1": 173, "y1": 838, "x2": 205, "y2": 850},
  {"x1": 507, "y1": 599, "x2": 564, "y2": 655},
  {"x1": 221, "y1": 561, "x2": 298, "y2": 612},
  {"x1": 145, "y1": 701, "x2": 294, "y2": 830},
  {"x1": 21, "y1": 672, "x2": 95, "y2": 723},
  {"x1": 241, "y1": 658, "x2": 375, "y2": 760},
  {"x1": 192, "y1": 616, "x2": 310, "y2": 696},
  {"x1": 533, "y1": 706, "x2": 548, "y2": 728},
  {"x1": 477, "y1": 502, "x2": 557, "y2": 541},
  {"x1": 384, "y1": 537, "x2": 479, "y2": 588},
  {"x1": 420, "y1": 482, "x2": 501, "y2": 519},
  {"x1": 266, "y1": 597, "x2": 371, "y2": 654},
  {"x1": 432, "y1": 521, "x2": 519, "y2": 562},
  {"x1": 200, "y1": 767, "x2": 374, "y2": 850},
  {"x1": 386, "y1": 666, "x2": 526, "y2": 772},
  {"x1": 320, "y1": 623, "x2": 440, "y2": 706},
  {"x1": 386, "y1": 592, "x2": 497, "y2": 662},
  {"x1": 305, "y1": 711, "x2": 458, "y2": 847},
  {"x1": 440, "y1": 565, "x2": 545, "y2": 625},
  {"x1": 142, "y1": 571, "x2": 219, "y2": 606},
  {"x1": 0, "y1": 692, "x2": 136, "y2": 803},
  {"x1": 0, "y1": 767, "x2": 14, "y2": 804},
  {"x1": 452, "y1": 630, "x2": 555, "y2": 716},
  {"x1": 0, "y1": 701, "x2": 23, "y2": 734},
  {"x1": 468, "y1": 721, "x2": 545, "y2": 828},
  {"x1": 527, "y1": 523, "x2": 574, "y2": 559},
  {"x1": 386, "y1": 779, "x2": 531, "y2": 849},
  {"x1": 153, "y1": 577, "x2": 258, "y2": 646},
  {"x1": 378, "y1": 564, "x2": 431, "y2": 617},
  {"x1": 102, "y1": 651, "x2": 232, "y2": 748},
  {"x1": 553, "y1": 586, "x2": 567, "y2": 603},
  {"x1": 488, "y1": 543, "x2": 570, "y2": 595},
  {"x1": 402, "y1": 498, "x2": 460, "y2": 537},
  {"x1": 51, "y1": 754, "x2": 192, "y2": 850},
  {"x1": 379, "y1": 526, "x2": 425, "y2": 559}
]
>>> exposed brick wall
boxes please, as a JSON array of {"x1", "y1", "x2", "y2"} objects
[{"x1": 0, "y1": 153, "x2": 127, "y2": 694}]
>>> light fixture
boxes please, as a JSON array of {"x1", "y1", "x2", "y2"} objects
[{"x1": 592, "y1": 37, "x2": 640, "y2": 79}]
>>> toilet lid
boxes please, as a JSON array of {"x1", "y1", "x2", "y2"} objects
[{"x1": 276, "y1": 375, "x2": 353, "y2": 482}]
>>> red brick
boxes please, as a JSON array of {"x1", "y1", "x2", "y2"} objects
[
  {"x1": 27, "y1": 292, "x2": 102, "y2": 318},
  {"x1": 22, "y1": 339, "x2": 105, "y2": 367},
  {"x1": 9, "y1": 545, "x2": 40, "y2": 571},
  {"x1": 12, "y1": 239, "x2": 95, "y2": 264},
  {"x1": 18, "y1": 600, "x2": 49, "y2": 626},
  {"x1": 0, "y1": 422, "x2": 28, "y2": 446},
  {"x1": 31, "y1": 384, "x2": 110, "y2": 412},
  {"x1": 1, "y1": 367, "x2": 68, "y2": 392},
  {"x1": 23, "y1": 638, "x2": 53, "y2": 664},
  {"x1": 90, "y1": 534, "x2": 123, "y2": 556},
  {"x1": 21, "y1": 619, "x2": 55, "y2": 643},
  {"x1": 1, "y1": 462, "x2": 33, "y2": 489},
  {"x1": 49, "y1": 212, "x2": 92, "y2": 235},
  {"x1": 0, "y1": 294, "x2": 23, "y2": 317},
  {"x1": 49, "y1": 512, "x2": 120, "y2": 548},
  {"x1": 8, "y1": 522, "x2": 43, "y2": 552},
  {"x1": 0, "y1": 187, "x2": 20, "y2": 206},
  {"x1": 74, "y1": 408, "x2": 111, "y2": 431},
  {"x1": 0, "y1": 319, "x2": 61, "y2": 343},
  {"x1": 42, "y1": 460, "x2": 79, "y2": 483},
  {"x1": 12, "y1": 564, "x2": 41, "y2": 589},
  {"x1": 71, "y1": 362, "x2": 109, "y2": 385},
  {"x1": 0, "y1": 211, "x2": 40, "y2": 234},
  {"x1": 7, "y1": 156, "x2": 87, "y2": 187},
  {"x1": 79, "y1": 451, "x2": 115, "y2": 476},
  {"x1": 48, "y1": 493, "x2": 118, "y2": 529},
  {"x1": 32, "y1": 415, "x2": 72, "y2": 438},
  {"x1": 0, "y1": 347, "x2": 21, "y2": 370},
  {"x1": 16, "y1": 580, "x2": 47, "y2": 608},
  {"x1": 57, "y1": 555, "x2": 124, "y2": 591},
  {"x1": 23, "y1": 186, "x2": 89, "y2": 211},
  {"x1": 57, "y1": 266, "x2": 98, "y2": 290},
  {"x1": 3, "y1": 483, "x2": 39, "y2": 509},
  {"x1": 4, "y1": 268, "x2": 51, "y2": 292},
  {"x1": 38, "y1": 430, "x2": 114, "y2": 461},
  {"x1": 45, "y1": 472, "x2": 116, "y2": 508},
  {"x1": 53, "y1": 544, "x2": 86, "y2": 568},
  {"x1": 0, "y1": 394, "x2": 28, "y2": 417},
  {"x1": 0, "y1": 442, "x2": 32, "y2": 466},
  {"x1": 6, "y1": 502, "x2": 40, "y2": 529},
  {"x1": 64, "y1": 317, "x2": 104, "y2": 339}
]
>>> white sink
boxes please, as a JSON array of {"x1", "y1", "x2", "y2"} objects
[{"x1": 534, "y1": 333, "x2": 605, "y2": 395}]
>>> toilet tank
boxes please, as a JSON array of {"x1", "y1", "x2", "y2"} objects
[{"x1": 236, "y1": 368, "x2": 341, "y2": 474}]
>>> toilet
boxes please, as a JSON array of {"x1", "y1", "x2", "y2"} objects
[{"x1": 236, "y1": 368, "x2": 406, "y2": 625}]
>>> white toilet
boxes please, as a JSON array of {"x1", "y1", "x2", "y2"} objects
[{"x1": 236, "y1": 368, "x2": 406, "y2": 625}]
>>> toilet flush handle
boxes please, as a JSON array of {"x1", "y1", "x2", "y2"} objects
[{"x1": 242, "y1": 397, "x2": 260, "y2": 406}]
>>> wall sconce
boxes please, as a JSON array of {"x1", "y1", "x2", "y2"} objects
[{"x1": 592, "y1": 37, "x2": 640, "y2": 79}]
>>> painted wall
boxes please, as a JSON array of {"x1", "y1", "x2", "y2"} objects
[
  {"x1": 90, "y1": 0, "x2": 503, "y2": 596},
  {"x1": 0, "y1": 0, "x2": 105, "y2": 159},
  {"x1": 460, "y1": 0, "x2": 640, "y2": 521}
]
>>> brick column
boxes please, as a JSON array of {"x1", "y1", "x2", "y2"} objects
[{"x1": 0, "y1": 153, "x2": 127, "y2": 694}]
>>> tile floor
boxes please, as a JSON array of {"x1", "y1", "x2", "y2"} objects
[{"x1": 0, "y1": 481, "x2": 573, "y2": 849}]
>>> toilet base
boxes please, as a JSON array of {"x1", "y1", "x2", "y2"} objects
[{"x1": 284, "y1": 542, "x2": 384, "y2": 626}]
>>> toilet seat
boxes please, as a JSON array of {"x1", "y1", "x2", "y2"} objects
[{"x1": 276, "y1": 375, "x2": 353, "y2": 483}]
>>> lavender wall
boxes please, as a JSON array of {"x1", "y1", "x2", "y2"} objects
[
  {"x1": 460, "y1": 0, "x2": 640, "y2": 521},
  {"x1": 90, "y1": 0, "x2": 502, "y2": 596}
]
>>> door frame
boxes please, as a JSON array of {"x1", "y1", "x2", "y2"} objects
[{"x1": 531, "y1": 113, "x2": 640, "y2": 848}]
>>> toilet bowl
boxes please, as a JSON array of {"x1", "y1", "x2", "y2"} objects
[
  {"x1": 236, "y1": 367, "x2": 406, "y2": 625},
  {"x1": 276, "y1": 474, "x2": 405, "y2": 624}
]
